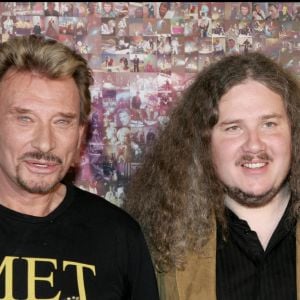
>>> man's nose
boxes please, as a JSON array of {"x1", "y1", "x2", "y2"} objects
[
  {"x1": 31, "y1": 123, "x2": 56, "y2": 153},
  {"x1": 242, "y1": 129, "x2": 266, "y2": 153}
]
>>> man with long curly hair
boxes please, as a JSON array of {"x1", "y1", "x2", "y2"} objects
[{"x1": 124, "y1": 52, "x2": 300, "y2": 299}]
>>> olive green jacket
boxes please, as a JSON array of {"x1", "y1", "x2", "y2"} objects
[{"x1": 157, "y1": 222, "x2": 300, "y2": 300}]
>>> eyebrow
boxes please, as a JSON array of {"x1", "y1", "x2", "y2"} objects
[
  {"x1": 260, "y1": 113, "x2": 283, "y2": 120},
  {"x1": 9, "y1": 107, "x2": 32, "y2": 114}
]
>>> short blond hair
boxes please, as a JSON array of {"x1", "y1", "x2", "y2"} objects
[{"x1": 0, "y1": 35, "x2": 93, "y2": 123}]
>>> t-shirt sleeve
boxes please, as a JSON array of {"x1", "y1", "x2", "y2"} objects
[{"x1": 126, "y1": 225, "x2": 160, "y2": 299}]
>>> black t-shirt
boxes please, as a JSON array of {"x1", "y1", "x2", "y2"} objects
[{"x1": 0, "y1": 184, "x2": 159, "y2": 300}]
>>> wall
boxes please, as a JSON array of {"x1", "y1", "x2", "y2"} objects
[{"x1": 1, "y1": 2, "x2": 299, "y2": 206}]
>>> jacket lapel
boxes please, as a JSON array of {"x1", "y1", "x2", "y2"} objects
[
  {"x1": 157, "y1": 223, "x2": 217, "y2": 300},
  {"x1": 176, "y1": 227, "x2": 217, "y2": 300}
]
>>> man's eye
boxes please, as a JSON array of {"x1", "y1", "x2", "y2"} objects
[
  {"x1": 18, "y1": 116, "x2": 32, "y2": 122},
  {"x1": 264, "y1": 121, "x2": 277, "y2": 128},
  {"x1": 225, "y1": 125, "x2": 240, "y2": 132},
  {"x1": 56, "y1": 119, "x2": 71, "y2": 125}
]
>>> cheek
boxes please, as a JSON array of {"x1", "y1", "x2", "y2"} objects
[
  {"x1": 66, "y1": 137, "x2": 81, "y2": 151},
  {"x1": 1, "y1": 131, "x2": 29, "y2": 153},
  {"x1": 212, "y1": 140, "x2": 228, "y2": 169},
  {"x1": 211, "y1": 140, "x2": 242, "y2": 180},
  {"x1": 212, "y1": 137, "x2": 238, "y2": 160},
  {"x1": 275, "y1": 140, "x2": 292, "y2": 165},
  {"x1": 57, "y1": 134, "x2": 81, "y2": 156},
  {"x1": 269, "y1": 132, "x2": 291, "y2": 156}
]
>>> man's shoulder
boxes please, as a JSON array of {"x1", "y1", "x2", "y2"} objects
[{"x1": 70, "y1": 185, "x2": 140, "y2": 231}]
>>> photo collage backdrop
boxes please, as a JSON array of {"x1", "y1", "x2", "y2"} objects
[{"x1": 1, "y1": 2, "x2": 299, "y2": 206}]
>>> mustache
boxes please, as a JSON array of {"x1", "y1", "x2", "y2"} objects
[
  {"x1": 236, "y1": 152, "x2": 273, "y2": 166},
  {"x1": 20, "y1": 151, "x2": 62, "y2": 164}
]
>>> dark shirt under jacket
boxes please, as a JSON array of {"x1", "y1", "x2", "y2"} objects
[{"x1": 216, "y1": 203, "x2": 296, "y2": 300}]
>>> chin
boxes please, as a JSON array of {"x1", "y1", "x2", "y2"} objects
[
  {"x1": 17, "y1": 177, "x2": 61, "y2": 195},
  {"x1": 225, "y1": 184, "x2": 280, "y2": 208}
]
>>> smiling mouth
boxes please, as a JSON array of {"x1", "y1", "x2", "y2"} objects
[
  {"x1": 23, "y1": 160, "x2": 61, "y2": 174},
  {"x1": 31, "y1": 162, "x2": 57, "y2": 167},
  {"x1": 26, "y1": 159, "x2": 60, "y2": 166},
  {"x1": 242, "y1": 162, "x2": 267, "y2": 169}
]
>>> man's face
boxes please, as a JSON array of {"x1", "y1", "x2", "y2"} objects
[
  {"x1": 88, "y1": 3, "x2": 96, "y2": 14},
  {"x1": 211, "y1": 80, "x2": 291, "y2": 207},
  {"x1": 240, "y1": 5, "x2": 249, "y2": 16},
  {"x1": 48, "y1": 2, "x2": 55, "y2": 11},
  {"x1": 159, "y1": 3, "x2": 168, "y2": 18},
  {"x1": 103, "y1": 3, "x2": 112, "y2": 13},
  {"x1": 282, "y1": 6, "x2": 288, "y2": 14},
  {"x1": 269, "y1": 5, "x2": 278, "y2": 19},
  {"x1": 119, "y1": 111, "x2": 130, "y2": 126},
  {"x1": 0, "y1": 71, "x2": 84, "y2": 194}
]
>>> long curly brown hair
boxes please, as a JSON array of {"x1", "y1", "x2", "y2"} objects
[{"x1": 123, "y1": 52, "x2": 300, "y2": 271}]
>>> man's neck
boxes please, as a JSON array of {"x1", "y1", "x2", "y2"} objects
[
  {"x1": 0, "y1": 183, "x2": 66, "y2": 217},
  {"x1": 225, "y1": 184, "x2": 291, "y2": 250}
]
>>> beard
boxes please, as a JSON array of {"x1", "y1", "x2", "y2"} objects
[
  {"x1": 16, "y1": 174, "x2": 62, "y2": 195},
  {"x1": 16, "y1": 151, "x2": 63, "y2": 195},
  {"x1": 220, "y1": 152, "x2": 290, "y2": 207},
  {"x1": 223, "y1": 182, "x2": 286, "y2": 208}
]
